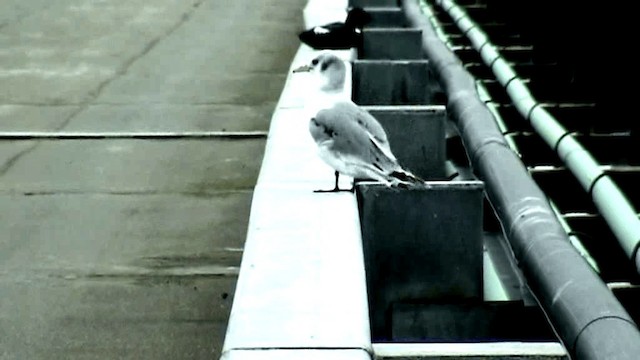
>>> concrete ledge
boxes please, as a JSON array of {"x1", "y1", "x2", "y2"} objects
[
  {"x1": 222, "y1": 349, "x2": 371, "y2": 360},
  {"x1": 223, "y1": 4, "x2": 372, "y2": 353},
  {"x1": 222, "y1": 185, "x2": 370, "y2": 351}
]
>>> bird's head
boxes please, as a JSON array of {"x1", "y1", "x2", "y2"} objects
[{"x1": 292, "y1": 53, "x2": 346, "y2": 92}]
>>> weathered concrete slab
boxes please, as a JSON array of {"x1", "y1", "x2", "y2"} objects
[
  {"x1": 0, "y1": 0, "x2": 205, "y2": 104},
  {"x1": 91, "y1": 0, "x2": 301, "y2": 106},
  {"x1": 0, "y1": 0, "x2": 51, "y2": 27},
  {"x1": 0, "y1": 277, "x2": 237, "y2": 360},
  {"x1": 95, "y1": 74, "x2": 290, "y2": 106},
  {"x1": 0, "y1": 192, "x2": 251, "y2": 268},
  {"x1": 0, "y1": 105, "x2": 81, "y2": 131},
  {"x1": 0, "y1": 139, "x2": 265, "y2": 193},
  {"x1": 0, "y1": 0, "x2": 303, "y2": 131},
  {"x1": 62, "y1": 103, "x2": 276, "y2": 133},
  {"x1": 0, "y1": 140, "x2": 37, "y2": 165},
  {"x1": 0, "y1": 191, "x2": 251, "y2": 359}
]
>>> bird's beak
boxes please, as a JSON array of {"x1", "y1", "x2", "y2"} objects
[{"x1": 292, "y1": 64, "x2": 313, "y2": 73}]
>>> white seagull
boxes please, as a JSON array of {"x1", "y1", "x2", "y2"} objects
[{"x1": 293, "y1": 53, "x2": 424, "y2": 192}]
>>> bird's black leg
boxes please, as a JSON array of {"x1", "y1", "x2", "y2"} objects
[{"x1": 314, "y1": 171, "x2": 351, "y2": 193}]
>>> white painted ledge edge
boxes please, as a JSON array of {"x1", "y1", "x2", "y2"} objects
[
  {"x1": 221, "y1": 1, "x2": 371, "y2": 357},
  {"x1": 374, "y1": 342, "x2": 568, "y2": 359}
]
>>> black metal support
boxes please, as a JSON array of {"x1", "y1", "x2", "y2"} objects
[
  {"x1": 364, "y1": 8, "x2": 408, "y2": 28},
  {"x1": 349, "y1": 0, "x2": 400, "y2": 8},
  {"x1": 391, "y1": 301, "x2": 557, "y2": 342},
  {"x1": 357, "y1": 181, "x2": 484, "y2": 340},
  {"x1": 362, "y1": 105, "x2": 447, "y2": 179},
  {"x1": 360, "y1": 29, "x2": 423, "y2": 59},
  {"x1": 352, "y1": 60, "x2": 440, "y2": 105}
]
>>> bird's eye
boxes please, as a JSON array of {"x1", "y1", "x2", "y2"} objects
[{"x1": 311, "y1": 58, "x2": 319, "y2": 66}]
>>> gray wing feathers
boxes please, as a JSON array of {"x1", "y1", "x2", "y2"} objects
[
  {"x1": 328, "y1": 102, "x2": 397, "y2": 160},
  {"x1": 312, "y1": 105, "x2": 423, "y2": 186},
  {"x1": 331, "y1": 103, "x2": 389, "y2": 143},
  {"x1": 314, "y1": 109, "x2": 402, "y2": 180}
]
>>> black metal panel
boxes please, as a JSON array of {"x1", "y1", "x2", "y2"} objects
[
  {"x1": 349, "y1": 0, "x2": 400, "y2": 8},
  {"x1": 391, "y1": 302, "x2": 557, "y2": 342},
  {"x1": 363, "y1": 106, "x2": 447, "y2": 179},
  {"x1": 357, "y1": 182, "x2": 484, "y2": 340},
  {"x1": 360, "y1": 29, "x2": 423, "y2": 60},
  {"x1": 364, "y1": 8, "x2": 408, "y2": 28},
  {"x1": 352, "y1": 60, "x2": 441, "y2": 105}
]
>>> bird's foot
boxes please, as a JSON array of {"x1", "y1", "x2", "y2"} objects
[
  {"x1": 313, "y1": 186, "x2": 354, "y2": 193},
  {"x1": 314, "y1": 171, "x2": 354, "y2": 193}
]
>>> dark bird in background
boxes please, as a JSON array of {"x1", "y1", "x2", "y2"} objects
[{"x1": 298, "y1": 8, "x2": 372, "y2": 50}]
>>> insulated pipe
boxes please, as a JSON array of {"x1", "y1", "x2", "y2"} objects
[
  {"x1": 434, "y1": 0, "x2": 640, "y2": 274},
  {"x1": 401, "y1": 1, "x2": 640, "y2": 359},
  {"x1": 478, "y1": 82, "x2": 601, "y2": 273}
]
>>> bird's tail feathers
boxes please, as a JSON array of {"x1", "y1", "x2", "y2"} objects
[{"x1": 388, "y1": 168, "x2": 424, "y2": 187}]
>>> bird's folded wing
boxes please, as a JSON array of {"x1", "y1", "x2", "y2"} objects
[
  {"x1": 330, "y1": 102, "x2": 394, "y2": 156},
  {"x1": 328, "y1": 127, "x2": 400, "y2": 174}
]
